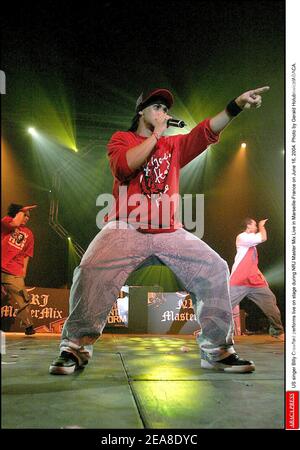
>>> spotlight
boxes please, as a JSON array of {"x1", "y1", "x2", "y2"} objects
[
  {"x1": 241, "y1": 143, "x2": 247, "y2": 149},
  {"x1": 28, "y1": 127, "x2": 38, "y2": 137},
  {"x1": 68, "y1": 236, "x2": 71, "y2": 241}
]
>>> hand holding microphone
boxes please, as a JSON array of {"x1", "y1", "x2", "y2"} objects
[{"x1": 153, "y1": 112, "x2": 186, "y2": 141}]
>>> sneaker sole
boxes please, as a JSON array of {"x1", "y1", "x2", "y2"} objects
[
  {"x1": 49, "y1": 364, "x2": 82, "y2": 375},
  {"x1": 201, "y1": 359, "x2": 255, "y2": 373}
]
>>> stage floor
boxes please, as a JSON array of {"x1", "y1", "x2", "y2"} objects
[{"x1": 1, "y1": 333, "x2": 284, "y2": 429}]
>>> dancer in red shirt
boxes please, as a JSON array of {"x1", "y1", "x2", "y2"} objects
[
  {"x1": 230, "y1": 218, "x2": 284, "y2": 340},
  {"x1": 1, "y1": 203, "x2": 37, "y2": 335},
  {"x1": 50, "y1": 85, "x2": 270, "y2": 375}
]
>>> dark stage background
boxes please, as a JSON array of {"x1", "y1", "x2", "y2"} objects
[{"x1": 1, "y1": 0, "x2": 285, "y2": 330}]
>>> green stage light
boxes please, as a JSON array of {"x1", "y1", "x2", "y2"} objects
[
  {"x1": 28, "y1": 127, "x2": 38, "y2": 137},
  {"x1": 23, "y1": 79, "x2": 78, "y2": 153}
]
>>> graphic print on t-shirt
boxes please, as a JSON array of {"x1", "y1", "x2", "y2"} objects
[
  {"x1": 8, "y1": 229, "x2": 29, "y2": 251},
  {"x1": 140, "y1": 151, "x2": 172, "y2": 198}
]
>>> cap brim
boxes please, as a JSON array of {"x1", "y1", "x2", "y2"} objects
[{"x1": 140, "y1": 88, "x2": 174, "y2": 110}]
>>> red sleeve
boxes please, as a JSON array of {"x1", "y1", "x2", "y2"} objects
[
  {"x1": 1, "y1": 216, "x2": 14, "y2": 231},
  {"x1": 171, "y1": 119, "x2": 220, "y2": 168},
  {"x1": 24, "y1": 230, "x2": 34, "y2": 258},
  {"x1": 107, "y1": 132, "x2": 136, "y2": 182}
]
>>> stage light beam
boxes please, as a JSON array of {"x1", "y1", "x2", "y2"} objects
[
  {"x1": 241, "y1": 142, "x2": 247, "y2": 149},
  {"x1": 28, "y1": 127, "x2": 38, "y2": 137}
]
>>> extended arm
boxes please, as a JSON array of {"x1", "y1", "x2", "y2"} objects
[
  {"x1": 209, "y1": 86, "x2": 270, "y2": 134},
  {"x1": 258, "y1": 219, "x2": 268, "y2": 242},
  {"x1": 237, "y1": 219, "x2": 268, "y2": 247}
]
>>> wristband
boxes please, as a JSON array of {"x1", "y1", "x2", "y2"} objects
[
  {"x1": 153, "y1": 131, "x2": 160, "y2": 141},
  {"x1": 226, "y1": 99, "x2": 243, "y2": 117}
]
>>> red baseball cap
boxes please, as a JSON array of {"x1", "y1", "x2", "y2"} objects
[{"x1": 135, "y1": 88, "x2": 174, "y2": 112}]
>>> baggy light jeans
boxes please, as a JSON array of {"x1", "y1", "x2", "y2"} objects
[
  {"x1": 60, "y1": 221, "x2": 235, "y2": 364},
  {"x1": 230, "y1": 285, "x2": 284, "y2": 336}
]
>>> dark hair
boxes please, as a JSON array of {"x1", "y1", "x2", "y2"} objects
[
  {"x1": 7, "y1": 203, "x2": 24, "y2": 217},
  {"x1": 128, "y1": 113, "x2": 140, "y2": 132},
  {"x1": 241, "y1": 217, "x2": 255, "y2": 230}
]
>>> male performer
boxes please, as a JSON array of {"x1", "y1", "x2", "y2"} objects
[
  {"x1": 230, "y1": 218, "x2": 284, "y2": 340},
  {"x1": 1, "y1": 203, "x2": 37, "y2": 335},
  {"x1": 50, "y1": 85, "x2": 269, "y2": 375}
]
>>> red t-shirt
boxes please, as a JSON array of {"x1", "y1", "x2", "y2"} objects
[
  {"x1": 1, "y1": 216, "x2": 34, "y2": 276},
  {"x1": 230, "y1": 232, "x2": 268, "y2": 287},
  {"x1": 105, "y1": 119, "x2": 219, "y2": 233}
]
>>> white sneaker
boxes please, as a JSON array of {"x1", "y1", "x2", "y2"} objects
[
  {"x1": 49, "y1": 351, "x2": 86, "y2": 375},
  {"x1": 201, "y1": 352, "x2": 255, "y2": 373}
]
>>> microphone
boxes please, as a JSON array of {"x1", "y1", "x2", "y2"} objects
[{"x1": 167, "y1": 118, "x2": 186, "y2": 128}]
